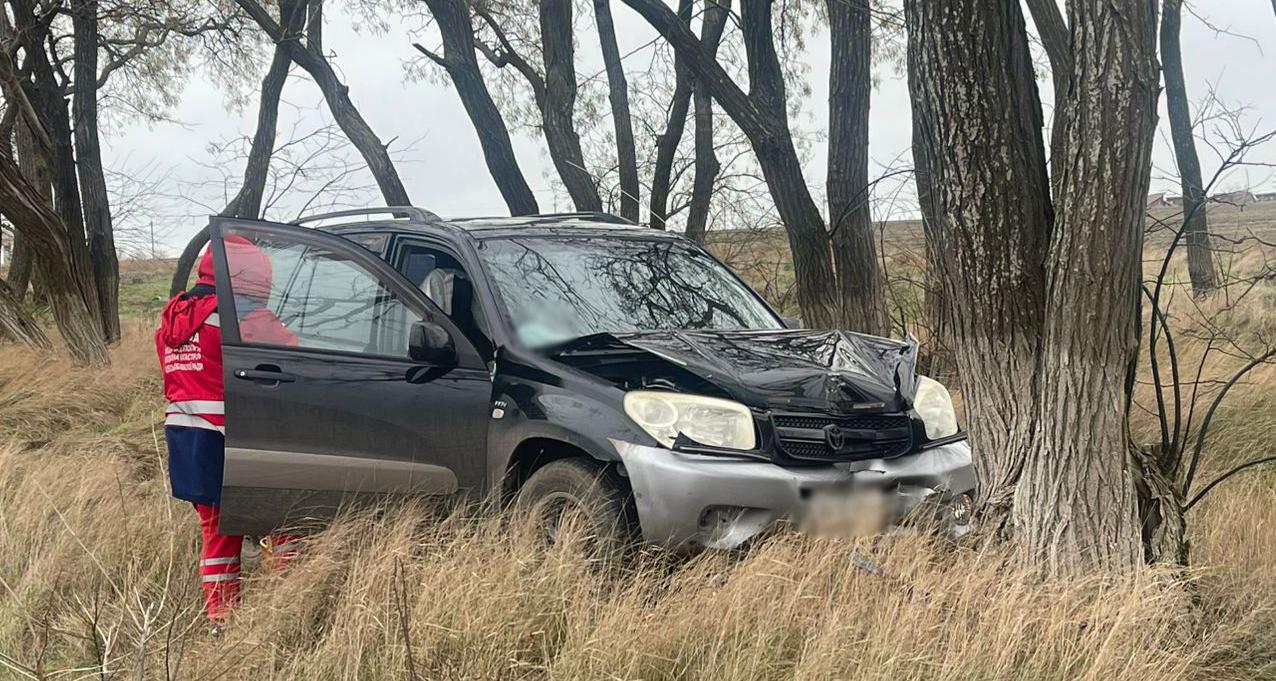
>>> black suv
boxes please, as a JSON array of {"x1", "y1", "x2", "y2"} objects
[{"x1": 178, "y1": 207, "x2": 974, "y2": 550}]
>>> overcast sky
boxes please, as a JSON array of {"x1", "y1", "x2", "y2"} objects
[{"x1": 104, "y1": 0, "x2": 1276, "y2": 252}]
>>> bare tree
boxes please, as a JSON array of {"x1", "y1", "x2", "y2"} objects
[
  {"x1": 648, "y1": 0, "x2": 693, "y2": 231},
  {"x1": 1160, "y1": 0, "x2": 1217, "y2": 295},
  {"x1": 414, "y1": 0, "x2": 539, "y2": 216},
  {"x1": 72, "y1": 0, "x2": 120, "y2": 341},
  {"x1": 621, "y1": 0, "x2": 844, "y2": 330},
  {"x1": 0, "y1": 155, "x2": 109, "y2": 364},
  {"x1": 684, "y1": 0, "x2": 730, "y2": 245},
  {"x1": 827, "y1": 0, "x2": 887, "y2": 336},
  {"x1": 593, "y1": 0, "x2": 639, "y2": 221},
  {"x1": 910, "y1": 0, "x2": 1162, "y2": 573},
  {"x1": 905, "y1": 0, "x2": 1052, "y2": 529},
  {"x1": 235, "y1": 0, "x2": 413, "y2": 206},
  {"x1": 473, "y1": 1, "x2": 602, "y2": 212}
]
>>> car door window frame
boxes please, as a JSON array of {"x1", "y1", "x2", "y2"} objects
[
  {"x1": 392, "y1": 236, "x2": 503, "y2": 354},
  {"x1": 209, "y1": 217, "x2": 485, "y2": 369}
]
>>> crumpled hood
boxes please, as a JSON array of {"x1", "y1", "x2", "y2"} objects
[
  {"x1": 561, "y1": 329, "x2": 919, "y2": 413},
  {"x1": 158, "y1": 294, "x2": 217, "y2": 348}
]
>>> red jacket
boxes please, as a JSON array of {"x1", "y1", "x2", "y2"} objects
[
  {"x1": 157, "y1": 292, "x2": 225, "y2": 433},
  {"x1": 156, "y1": 237, "x2": 298, "y2": 434}
]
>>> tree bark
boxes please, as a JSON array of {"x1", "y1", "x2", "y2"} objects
[
  {"x1": 0, "y1": 154, "x2": 109, "y2": 365},
  {"x1": 1023, "y1": 0, "x2": 1071, "y2": 105},
  {"x1": 418, "y1": 0, "x2": 538, "y2": 216},
  {"x1": 235, "y1": 0, "x2": 412, "y2": 207},
  {"x1": 6, "y1": 230, "x2": 32, "y2": 300},
  {"x1": 649, "y1": 0, "x2": 693, "y2": 231},
  {"x1": 72, "y1": 0, "x2": 120, "y2": 342},
  {"x1": 910, "y1": 86, "x2": 951, "y2": 377},
  {"x1": 905, "y1": 0, "x2": 1053, "y2": 523},
  {"x1": 828, "y1": 0, "x2": 887, "y2": 336},
  {"x1": 538, "y1": 0, "x2": 602, "y2": 212},
  {"x1": 622, "y1": 0, "x2": 841, "y2": 329},
  {"x1": 223, "y1": 37, "x2": 291, "y2": 219},
  {"x1": 594, "y1": 0, "x2": 639, "y2": 221},
  {"x1": 1160, "y1": 0, "x2": 1216, "y2": 295},
  {"x1": 11, "y1": 0, "x2": 103, "y2": 328},
  {"x1": 8, "y1": 119, "x2": 47, "y2": 302},
  {"x1": 685, "y1": 0, "x2": 731, "y2": 245},
  {"x1": 1017, "y1": 0, "x2": 1160, "y2": 574},
  {"x1": 0, "y1": 276, "x2": 50, "y2": 349}
]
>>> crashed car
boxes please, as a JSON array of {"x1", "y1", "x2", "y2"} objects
[{"x1": 177, "y1": 207, "x2": 975, "y2": 550}]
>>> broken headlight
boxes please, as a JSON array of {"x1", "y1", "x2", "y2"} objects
[
  {"x1": 623, "y1": 391, "x2": 757, "y2": 451},
  {"x1": 913, "y1": 375, "x2": 958, "y2": 440}
]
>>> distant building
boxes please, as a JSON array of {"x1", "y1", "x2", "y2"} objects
[
  {"x1": 1255, "y1": 191, "x2": 1276, "y2": 203},
  {"x1": 1211, "y1": 190, "x2": 1256, "y2": 206},
  {"x1": 1146, "y1": 192, "x2": 1169, "y2": 208}
]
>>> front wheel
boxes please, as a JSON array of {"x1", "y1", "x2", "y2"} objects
[{"x1": 514, "y1": 458, "x2": 636, "y2": 559}]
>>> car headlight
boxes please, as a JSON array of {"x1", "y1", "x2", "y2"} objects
[
  {"x1": 914, "y1": 375, "x2": 958, "y2": 440},
  {"x1": 623, "y1": 391, "x2": 757, "y2": 451}
]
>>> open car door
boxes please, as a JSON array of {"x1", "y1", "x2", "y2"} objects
[{"x1": 205, "y1": 217, "x2": 491, "y2": 536}]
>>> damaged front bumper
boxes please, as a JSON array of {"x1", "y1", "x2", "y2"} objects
[{"x1": 613, "y1": 439, "x2": 976, "y2": 550}]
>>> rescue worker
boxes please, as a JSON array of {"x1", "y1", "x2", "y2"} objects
[{"x1": 157, "y1": 235, "x2": 299, "y2": 629}]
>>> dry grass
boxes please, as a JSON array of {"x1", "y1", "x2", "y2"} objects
[{"x1": 1, "y1": 254, "x2": 1275, "y2": 680}]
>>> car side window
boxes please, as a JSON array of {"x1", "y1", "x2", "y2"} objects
[
  {"x1": 397, "y1": 244, "x2": 490, "y2": 342},
  {"x1": 224, "y1": 233, "x2": 422, "y2": 357}
]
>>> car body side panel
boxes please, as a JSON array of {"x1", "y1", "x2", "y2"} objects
[{"x1": 485, "y1": 347, "x2": 655, "y2": 487}]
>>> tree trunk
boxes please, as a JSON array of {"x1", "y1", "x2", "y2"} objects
[
  {"x1": 621, "y1": 0, "x2": 841, "y2": 329},
  {"x1": 419, "y1": 0, "x2": 538, "y2": 216},
  {"x1": 15, "y1": 8, "x2": 103, "y2": 328},
  {"x1": 539, "y1": 0, "x2": 602, "y2": 212},
  {"x1": 594, "y1": 0, "x2": 639, "y2": 221},
  {"x1": 904, "y1": 0, "x2": 1053, "y2": 523},
  {"x1": 685, "y1": 0, "x2": 731, "y2": 245},
  {"x1": 72, "y1": 0, "x2": 120, "y2": 342},
  {"x1": 223, "y1": 37, "x2": 291, "y2": 219},
  {"x1": 9, "y1": 120, "x2": 46, "y2": 302},
  {"x1": 911, "y1": 91, "x2": 952, "y2": 378},
  {"x1": 0, "y1": 154, "x2": 109, "y2": 365},
  {"x1": 6, "y1": 230, "x2": 32, "y2": 300},
  {"x1": 0, "y1": 276, "x2": 50, "y2": 349},
  {"x1": 1016, "y1": 0, "x2": 1160, "y2": 574},
  {"x1": 827, "y1": 0, "x2": 887, "y2": 336},
  {"x1": 648, "y1": 0, "x2": 693, "y2": 230},
  {"x1": 235, "y1": 0, "x2": 411, "y2": 207},
  {"x1": 1160, "y1": 0, "x2": 1216, "y2": 295},
  {"x1": 1023, "y1": 0, "x2": 1070, "y2": 173}
]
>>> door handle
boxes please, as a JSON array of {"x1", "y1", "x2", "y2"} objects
[{"x1": 234, "y1": 367, "x2": 297, "y2": 384}]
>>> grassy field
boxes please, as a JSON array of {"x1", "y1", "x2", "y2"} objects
[{"x1": 0, "y1": 224, "x2": 1274, "y2": 679}]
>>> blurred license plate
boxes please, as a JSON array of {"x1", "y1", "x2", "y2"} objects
[{"x1": 799, "y1": 486, "x2": 900, "y2": 538}]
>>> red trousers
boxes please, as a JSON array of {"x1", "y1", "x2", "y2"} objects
[{"x1": 195, "y1": 504, "x2": 300, "y2": 622}]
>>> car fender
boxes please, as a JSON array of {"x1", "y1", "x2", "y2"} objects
[{"x1": 486, "y1": 383, "x2": 651, "y2": 490}]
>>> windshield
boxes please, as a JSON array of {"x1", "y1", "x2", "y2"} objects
[{"x1": 478, "y1": 236, "x2": 783, "y2": 348}]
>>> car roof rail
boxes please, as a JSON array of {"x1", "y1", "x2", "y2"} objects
[
  {"x1": 556, "y1": 212, "x2": 635, "y2": 225},
  {"x1": 291, "y1": 206, "x2": 443, "y2": 227}
]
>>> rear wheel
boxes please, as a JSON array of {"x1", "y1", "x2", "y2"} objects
[{"x1": 514, "y1": 458, "x2": 636, "y2": 558}]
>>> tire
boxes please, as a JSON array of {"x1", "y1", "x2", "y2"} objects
[{"x1": 514, "y1": 458, "x2": 636, "y2": 558}]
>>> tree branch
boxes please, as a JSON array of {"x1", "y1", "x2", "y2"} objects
[{"x1": 1187, "y1": 457, "x2": 1276, "y2": 510}]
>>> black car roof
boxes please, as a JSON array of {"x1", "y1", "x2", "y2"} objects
[{"x1": 295, "y1": 207, "x2": 684, "y2": 243}]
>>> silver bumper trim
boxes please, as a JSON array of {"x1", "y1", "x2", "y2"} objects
[{"x1": 613, "y1": 439, "x2": 976, "y2": 550}]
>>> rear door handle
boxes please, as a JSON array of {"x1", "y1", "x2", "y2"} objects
[{"x1": 234, "y1": 368, "x2": 297, "y2": 384}]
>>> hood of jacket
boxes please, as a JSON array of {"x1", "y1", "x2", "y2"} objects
[{"x1": 159, "y1": 293, "x2": 218, "y2": 348}]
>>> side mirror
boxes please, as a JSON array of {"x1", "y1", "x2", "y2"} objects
[
  {"x1": 781, "y1": 316, "x2": 804, "y2": 330},
  {"x1": 409, "y1": 321, "x2": 457, "y2": 366}
]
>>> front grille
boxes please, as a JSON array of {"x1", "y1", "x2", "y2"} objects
[{"x1": 772, "y1": 412, "x2": 913, "y2": 462}]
